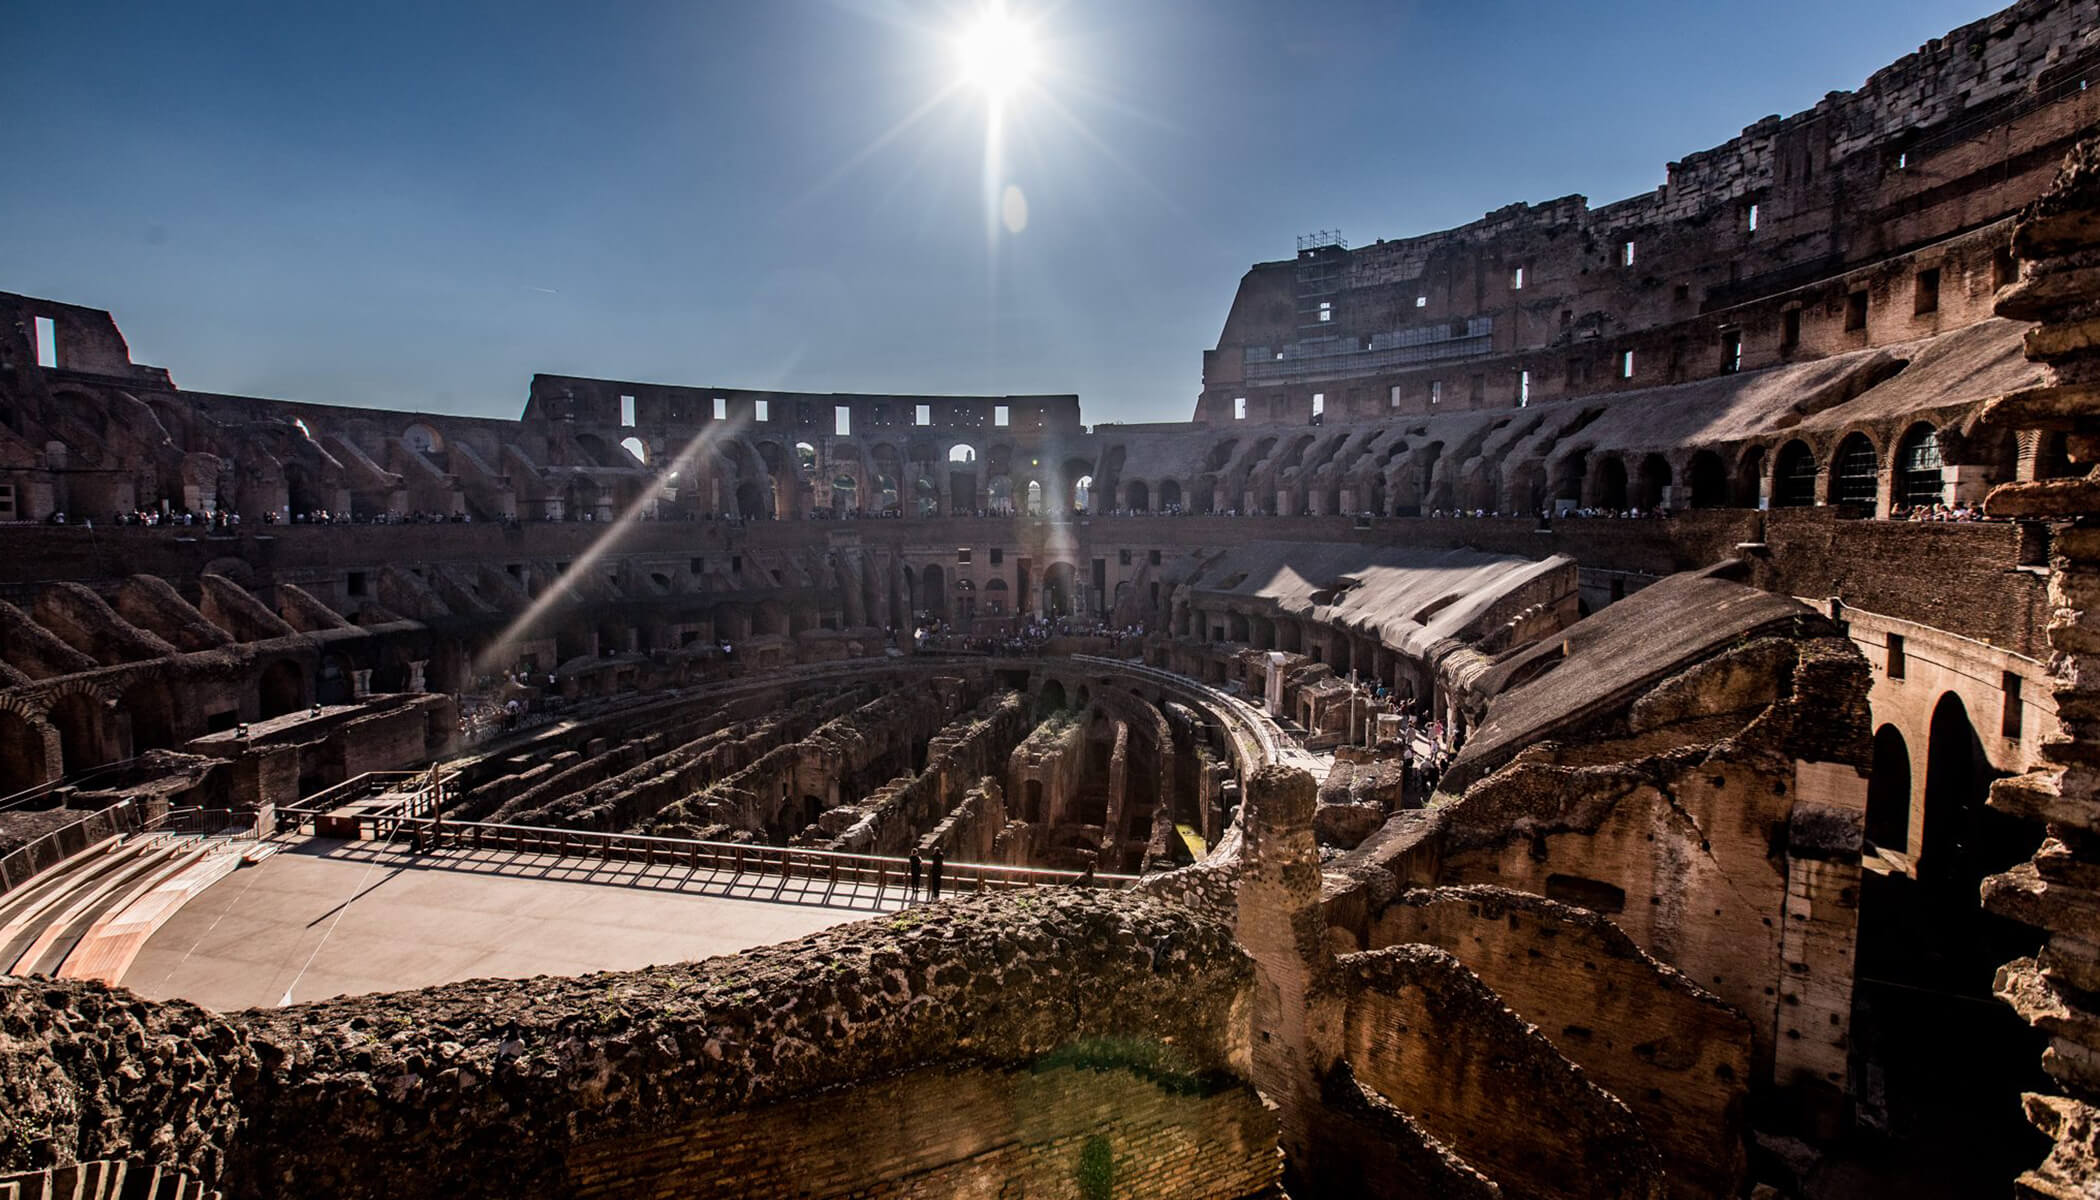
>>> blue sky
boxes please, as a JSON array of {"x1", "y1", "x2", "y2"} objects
[{"x1": 0, "y1": 0, "x2": 1999, "y2": 424}]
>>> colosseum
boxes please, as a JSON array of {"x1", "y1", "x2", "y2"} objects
[{"x1": 2, "y1": 2, "x2": 2098, "y2": 1197}]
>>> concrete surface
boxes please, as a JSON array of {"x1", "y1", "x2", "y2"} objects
[{"x1": 123, "y1": 838, "x2": 903, "y2": 1011}]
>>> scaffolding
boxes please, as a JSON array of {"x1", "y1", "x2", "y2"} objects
[{"x1": 1295, "y1": 230, "x2": 1348, "y2": 333}]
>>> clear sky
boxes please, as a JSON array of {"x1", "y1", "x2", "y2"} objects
[{"x1": 0, "y1": 0, "x2": 2002, "y2": 425}]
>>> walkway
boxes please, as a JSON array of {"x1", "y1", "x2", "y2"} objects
[{"x1": 123, "y1": 837, "x2": 905, "y2": 1011}]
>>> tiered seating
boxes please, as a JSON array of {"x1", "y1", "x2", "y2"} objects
[
  {"x1": 0, "y1": 1158, "x2": 219, "y2": 1200},
  {"x1": 0, "y1": 836, "x2": 190, "y2": 976}
]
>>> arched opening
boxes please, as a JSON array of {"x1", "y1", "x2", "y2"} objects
[
  {"x1": 403, "y1": 423, "x2": 445, "y2": 454},
  {"x1": 949, "y1": 443, "x2": 977, "y2": 465},
  {"x1": 1043, "y1": 562, "x2": 1077, "y2": 617},
  {"x1": 618, "y1": 436, "x2": 648, "y2": 466},
  {"x1": 921, "y1": 563, "x2": 948, "y2": 621},
  {"x1": 1038, "y1": 679, "x2": 1067, "y2": 717},
  {"x1": 735, "y1": 481, "x2": 767, "y2": 519},
  {"x1": 753, "y1": 599, "x2": 788, "y2": 637},
  {"x1": 1852, "y1": 694, "x2": 2049, "y2": 1183},
  {"x1": 1024, "y1": 779, "x2": 1045, "y2": 823},
  {"x1": 0, "y1": 710, "x2": 50, "y2": 793},
  {"x1": 1831, "y1": 433, "x2": 1879, "y2": 510},
  {"x1": 259, "y1": 661, "x2": 306, "y2": 718},
  {"x1": 1592, "y1": 456, "x2": 1628, "y2": 511},
  {"x1": 793, "y1": 442, "x2": 818, "y2": 476},
  {"x1": 1686, "y1": 450, "x2": 1729, "y2": 508},
  {"x1": 987, "y1": 476, "x2": 1013, "y2": 516},
  {"x1": 122, "y1": 680, "x2": 180, "y2": 753},
  {"x1": 2037, "y1": 431, "x2": 2077, "y2": 479},
  {"x1": 1773, "y1": 441, "x2": 1817, "y2": 507},
  {"x1": 49, "y1": 693, "x2": 108, "y2": 775},
  {"x1": 317, "y1": 655, "x2": 355, "y2": 705},
  {"x1": 984, "y1": 577, "x2": 1009, "y2": 616},
  {"x1": 1124, "y1": 480, "x2": 1149, "y2": 511},
  {"x1": 1159, "y1": 479, "x2": 1182, "y2": 511},
  {"x1": 1866, "y1": 724, "x2": 1912, "y2": 853},
  {"x1": 1072, "y1": 474, "x2": 1093, "y2": 513},
  {"x1": 1552, "y1": 450, "x2": 1587, "y2": 506},
  {"x1": 1897, "y1": 423, "x2": 1945, "y2": 509},
  {"x1": 831, "y1": 474, "x2": 858, "y2": 513},
  {"x1": 1634, "y1": 453, "x2": 1672, "y2": 510},
  {"x1": 1734, "y1": 445, "x2": 1767, "y2": 508}
]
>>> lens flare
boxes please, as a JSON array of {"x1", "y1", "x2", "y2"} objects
[{"x1": 955, "y1": 6, "x2": 1037, "y2": 99}]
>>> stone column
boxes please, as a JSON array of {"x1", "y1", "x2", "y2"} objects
[
  {"x1": 1973, "y1": 136, "x2": 2100, "y2": 1198},
  {"x1": 407, "y1": 660, "x2": 428, "y2": 692},
  {"x1": 351, "y1": 669, "x2": 372, "y2": 698}
]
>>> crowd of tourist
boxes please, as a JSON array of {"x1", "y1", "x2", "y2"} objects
[{"x1": 912, "y1": 615, "x2": 1147, "y2": 657}]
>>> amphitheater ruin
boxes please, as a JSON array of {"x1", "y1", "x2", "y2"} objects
[{"x1": 3, "y1": 2, "x2": 2099, "y2": 1196}]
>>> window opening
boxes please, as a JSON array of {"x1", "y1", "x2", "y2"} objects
[
  {"x1": 33, "y1": 317, "x2": 56, "y2": 368},
  {"x1": 619, "y1": 395, "x2": 636, "y2": 427},
  {"x1": 835, "y1": 406, "x2": 851, "y2": 436}
]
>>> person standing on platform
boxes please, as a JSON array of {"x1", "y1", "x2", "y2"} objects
[
  {"x1": 907, "y1": 849, "x2": 923, "y2": 900},
  {"x1": 929, "y1": 849, "x2": 945, "y2": 900}
]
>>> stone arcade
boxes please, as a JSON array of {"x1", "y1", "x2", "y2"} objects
[{"x1": 4, "y1": 2, "x2": 2100, "y2": 1197}]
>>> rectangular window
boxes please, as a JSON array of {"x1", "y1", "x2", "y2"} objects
[
  {"x1": 1311, "y1": 392, "x2": 1325, "y2": 417},
  {"x1": 1233, "y1": 396, "x2": 1247, "y2": 420},
  {"x1": 1149, "y1": 549, "x2": 1161, "y2": 565},
  {"x1": 712, "y1": 396, "x2": 727, "y2": 421},
  {"x1": 1519, "y1": 370, "x2": 1531, "y2": 407},
  {"x1": 1886, "y1": 633, "x2": 1906, "y2": 680},
  {"x1": 689, "y1": 557, "x2": 704, "y2": 574},
  {"x1": 1318, "y1": 301, "x2": 1332, "y2": 323},
  {"x1": 347, "y1": 571, "x2": 367, "y2": 597},
  {"x1": 1846, "y1": 291, "x2": 1868, "y2": 332},
  {"x1": 835, "y1": 405, "x2": 851, "y2": 436},
  {"x1": 2003, "y1": 672, "x2": 2024, "y2": 739},
  {"x1": 1914, "y1": 267, "x2": 1941, "y2": 315},
  {"x1": 994, "y1": 405, "x2": 1010, "y2": 427},
  {"x1": 33, "y1": 316, "x2": 56, "y2": 369},
  {"x1": 0, "y1": 483, "x2": 14, "y2": 520},
  {"x1": 1511, "y1": 266, "x2": 1525, "y2": 290},
  {"x1": 990, "y1": 547, "x2": 1003, "y2": 565},
  {"x1": 916, "y1": 403, "x2": 931, "y2": 426},
  {"x1": 1721, "y1": 330, "x2": 1742, "y2": 374},
  {"x1": 1619, "y1": 351, "x2": 1634, "y2": 379},
  {"x1": 1620, "y1": 240, "x2": 1636, "y2": 267},
  {"x1": 755, "y1": 399, "x2": 769, "y2": 422},
  {"x1": 1415, "y1": 295, "x2": 1427, "y2": 308},
  {"x1": 619, "y1": 394, "x2": 636, "y2": 427},
  {"x1": 1747, "y1": 203, "x2": 1759, "y2": 233},
  {"x1": 1119, "y1": 548, "x2": 1132, "y2": 566},
  {"x1": 1429, "y1": 380, "x2": 1442, "y2": 405},
  {"x1": 957, "y1": 547, "x2": 971, "y2": 564},
  {"x1": 1781, "y1": 308, "x2": 1801, "y2": 353}
]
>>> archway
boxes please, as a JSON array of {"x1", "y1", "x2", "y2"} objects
[
  {"x1": 619, "y1": 436, "x2": 648, "y2": 466},
  {"x1": 921, "y1": 563, "x2": 948, "y2": 621},
  {"x1": 1071, "y1": 474, "x2": 1093, "y2": 513},
  {"x1": 1592, "y1": 456, "x2": 1628, "y2": 511},
  {"x1": 1043, "y1": 562, "x2": 1077, "y2": 617},
  {"x1": 49, "y1": 692, "x2": 108, "y2": 775},
  {"x1": 121, "y1": 679, "x2": 180, "y2": 753},
  {"x1": 735, "y1": 481, "x2": 767, "y2": 519},
  {"x1": 1025, "y1": 480, "x2": 1044, "y2": 516},
  {"x1": 1831, "y1": 433, "x2": 1878, "y2": 509},
  {"x1": 1773, "y1": 441, "x2": 1817, "y2": 507},
  {"x1": 1686, "y1": 450, "x2": 1728, "y2": 508},
  {"x1": 260, "y1": 660, "x2": 306, "y2": 718},
  {"x1": 1734, "y1": 445, "x2": 1767, "y2": 507},
  {"x1": 0, "y1": 709, "x2": 50, "y2": 793},
  {"x1": 1634, "y1": 453, "x2": 1672, "y2": 510},
  {"x1": 1124, "y1": 480, "x2": 1149, "y2": 512},
  {"x1": 317, "y1": 655, "x2": 355, "y2": 705},
  {"x1": 831, "y1": 474, "x2": 858, "y2": 513},
  {"x1": 1159, "y1": 479, "x2": 1183, "y2": 512},
  {"x1": 1897, "y1": 423, "x2": 1944, "y2": 509},
  {"x1": 1866, "y1": 724, "x2": 1912, "y2": 854},
  {"x1": 1039, "y1": 678, "x2": 1067, "y2": 717}
]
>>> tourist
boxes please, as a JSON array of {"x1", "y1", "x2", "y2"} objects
[
  {"x1": 928, "y1": 848, "x2": 944, "y2": 900},
  {"x1": 907, "y1": 848, "x2": 922, "y2": 899}
]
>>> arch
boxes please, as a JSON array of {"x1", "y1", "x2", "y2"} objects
[
  {"x1": 793, "y1": 442, "x2": 818, "y2": 475},
  {"x1": 403, "y1": 423, "x2": 445, "y2": 454},
  {"x1": 121, "y1": 678, "x2": 181, "y2": 753},
  {"x1": 1686, "y1": 450, "x2": 1729, "y2": 508},
  {"x1": 1634, "y1": 453, "x2": 1672, "y2": 511},
  {"x1": 948, "y1": 443, "x2": 978, "y2": 465},
  {"x1": 1158, "y1": 479, "x2": 1183, "y2": 511},
  {"x1": 1866, "y1": 724, "x2": 1913, "y2": 853},
  {"x1": 984, "y1": 576, "x2": 1010, "y2": 615},
  {"x1": 1039, "y1": 679, "x2": 1068, "y2": 717},
  {"x1": 618, "y1": 436, "x2": 648, "y2": 466},
  {"x1": 1592, "y1": 455, "x2": 1628, "y2": 511},
  {"x1": 921, "y1": 563, "x2": 949, "y2": 621},
  {"x1": 1124, "y1": 480, "x2": 1150, "y2": 512},
  {"x1": 735, "y1": 480, "x2": 768, "y2": 519},
  {"x1": 48, "y1": 691, "x2": 110, "y2": 774},
  {"x1": 1896, "y1": 423, "x2": 1945, "y2": 509},
  {"x1": 1922, "y1": 693, "x2": 1993, "y2": 887},
  {"x1": 1831, "y1": 432, "x2": 1879, "y2": 508},
  {"x1": 1025, "y1": 480, "x2": 1044, "y2": 516},
  {"x1": 1043, "y1": 562, "x2": 1078, "y2": 617},
  {"x1": 831, "y1": 474, "x2": 859, "y2": 511},
  {"x1": 2038, "y1": 431, "x2": 2077, "y2": 480},
  {"x1": 1552, "y1": 450, "x2": 1587, "y2": 504},
  {"x1": 1072, "y1": 474, "x2": 1093, "y2": 513},
  {"x1": 1773, "y1": 440, "x2": 1817, "y2": 507},
  {"x1": 1733, "y1": 445, "x2": 1767, "y2": 508},
  {"x1": 316, "y1": 654, "x2": 355, "y2": 705},
  {"x1": 753, "y1": 599, "x2": 788, "y2": 637},
  {"x1": 0, "y1": 707, "x2": 52, "y2": 793}
]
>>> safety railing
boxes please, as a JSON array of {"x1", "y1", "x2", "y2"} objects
[
  {"x1": 0, "y1": 801, "x2": 144, "y2": 898},
  {"x1": 274, "y1": 808, "x2": 1138, "y2": 894}
]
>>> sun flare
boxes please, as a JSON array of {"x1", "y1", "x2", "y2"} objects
[{"x1": 955, "y1": 5, "x2": 1037, "y2": 100}]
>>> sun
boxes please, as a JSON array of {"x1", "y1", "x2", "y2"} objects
[{"x1": 955, "y1": 5, "x2": 1038, "y2": 100}]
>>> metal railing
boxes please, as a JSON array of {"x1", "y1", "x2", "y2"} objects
[
  {"x1": 0, "y1": 801, "x2": 144, "y2": 898},
  {"x1": 274, "y1": 808, "x2": 1138, "y2": 894}
]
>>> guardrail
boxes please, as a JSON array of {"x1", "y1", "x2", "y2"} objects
[
  {"x1": 0, "y1": 757, "x2": 145, "y2": 813},
  {"x1": 1070, "y1": 654, "x2": 1293, "y2": 770},
  {"x1": 273, "y1": 808, "x2": 1139, "y2": 894},
  {"x1": 0, "y1": 801, "x2": 144, "y2": 898}
]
